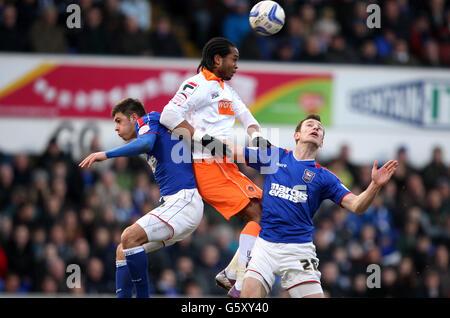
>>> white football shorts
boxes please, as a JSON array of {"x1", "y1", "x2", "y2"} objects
[
  {"x1": 137, "y1": 188, "x2": 203, "y2": 253},
  {"x1": 244, "y1": 236, "x2": 322, "y2": 295}
]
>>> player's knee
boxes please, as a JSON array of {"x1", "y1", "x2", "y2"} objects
[
  {"x1": 116, "y1": 243, "x2": 125, "y2": 261},
  {"x1": 121, "y1": 226, "x2": 140, "y2": 249},
  {"x1": 121, "y1": 224, "x2": 148, "y2": 249}
]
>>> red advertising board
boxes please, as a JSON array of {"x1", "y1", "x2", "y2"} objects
[{"x1": 0, "y1": 62, "x2": 332, "y2": 125}]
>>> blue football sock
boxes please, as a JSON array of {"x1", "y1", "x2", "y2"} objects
[
  {"x1": 115, "y1": 260, "x2": 134, "y2": 298},
  {"x1": 123, "y1": 246, "x2": 150, "y2": 298}
]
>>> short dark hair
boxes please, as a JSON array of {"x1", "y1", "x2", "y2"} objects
[
  {"x1": 111, "y1": 98, "x2": 146, "y2": 118},
  {"x1": 197, "y1": 37, "x2": 235, "y2": 73},
  {"x1": 295, "y1": 114, "x2": 322, "y2": 132}
]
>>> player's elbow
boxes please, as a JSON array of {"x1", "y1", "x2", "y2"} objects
[
  {"x1": 160, "y1": 107, "x2": 184, "y2": 131},
  {"x1": 354, "y1": 207, "x2": 366, "y2": 215}
]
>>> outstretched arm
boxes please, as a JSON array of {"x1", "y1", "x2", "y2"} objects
[
  {"x1": 341, "y1": 160, "x2": 398, "y2": 215},
  {"x1": 79, "y1": 133, "x2": 156, "y2": 169}
]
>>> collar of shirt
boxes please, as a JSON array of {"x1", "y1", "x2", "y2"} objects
[{"x1": 201, "y1": 68, "x2": 224, "y2": 89}]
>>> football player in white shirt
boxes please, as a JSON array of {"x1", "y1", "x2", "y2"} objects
[{"x1": 160, "y1": 37, "x2": 270, "y2": 297}]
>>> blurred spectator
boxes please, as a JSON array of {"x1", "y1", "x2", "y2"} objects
[
  {"x1": 434, "y1": 245, "x2": 450, "y2": 297},
  {"x1": 321, "y1": 261, "x2": 346, "y2": 297},
  {"x1": 301, "y1": 33, "x2": 326, "y2": 62},
  {"x1": 375, "y1": 29, "x2": 397, "y2": 60},
  {"x1": 422, "y1": 146, "x2": 448, "y2": 190},
  {"x1": 119, "y1": 0, "x2": 151, "y2": 31},
  {"x1": 382, "y1": 0, "x2": 410, "y2": 40},
  {"x1": 0, "y1": 163, "x2": 14, "y2": 210},
  {"x1": 222, "y1": 0, "x2": 251, "y2": 49},
  {"x1": 409, "y1": 14, "x2": 433, "y2": 59},
  {"x1": 16, "y1": 0, "x2": 40, "y2": 32},
  {"x1": 111, "y1": 157, "x2": 134, "y2": 191},
  {"x1": 396, "y1": 256, "x2": 418, "y2": 297},
  {"x1": 28, "y1": 6, "x2": 68, "y2": 53},
  {"x1": 116, "y1": 15, "x2": 150, "y2": 55},
  {"x1": 325, "y1": 34, "x2": 359, "y2": 63},
  {"x1": 13, "y1": 153, "x2": 32, "y2": 187},
  {"x1": 156, "y1": 269, "x2": 178, "y2": 296},
  {"x1": 349, "y1": 273, "x2": 368, "y2": 297},
  {"x1": 387, "y1": 39, "x2": 420, "y2": 66},
  {"x1": 102, "y1": 0, "x2": 124, "y2": 54},
  {"x1": 422, "y1": 40, "x2": 442, "y2": 66},
  {"x1": 85, "y1": 257, "x2": 109, "y2": 294},
  {"x1": 197, "y1": 244, "x2": 224, "y2": 296},
  {"x1": 314, "y1": 6, "x2": 340, "y2": 48},
  {"x1": 77, "y1": 6, "x2": 108, "y2": 54},
  {"x1": 415, "y1": 268, "x2": 445, "y2": 297},
  {"x1": 427, "y1": 0, "x2": 446, "y2": 34},
  {"x1": 0, "y1": 5, "x2": 27, "y2": 52},
  {"x1": 359, "y1": 40, "x2": 381, "y2": 65},
  {"x1": 148, "y1": 15, "x2": 183, "y2": 57},
  {"x1": 5, "y1": 224, "x2": 35, "y2": 289},
  {"x1": 298, "y1": 3, "x2": 316, "y2": 36}
]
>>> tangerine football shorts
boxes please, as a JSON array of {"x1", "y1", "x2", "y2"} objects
[{"x1": 193, "y1": 159, "x2": 262, "y2": 220}]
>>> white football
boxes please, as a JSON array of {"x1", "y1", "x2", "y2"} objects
[{"x1": 249, "y1": 1, "x2": 285, "y2": 36}]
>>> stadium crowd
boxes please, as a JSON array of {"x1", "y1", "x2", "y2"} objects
[
  {"x1": 0, "y1": 134, "x2": 448, "y2": 297},
  {"x1": 0, "y1": 0, "x2": 448, "y2": 67}
]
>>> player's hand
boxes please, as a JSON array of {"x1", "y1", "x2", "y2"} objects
[
  {"x1": 79, "y1": 152, "x2": 107, "y2": 169},
  {"x1": 250, "y1": 131, "x2": 272, "y2": 149},
  {"x1": 251, "y1": 136, "x2": 272, "y2": 149},
  {"x1": 371, "y1": 160, "x2": 398, "y2": 187},
  {"x1": 201, "y1": 134, "x2": 233, "y2": 159}
]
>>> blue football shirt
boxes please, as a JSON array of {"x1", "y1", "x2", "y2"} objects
[
  {"x1": 244, "y1": 146, "x2": 351, "y2": 244},
  {"x1": 135, "y1": 112, "x2": 197, "y2": 196}
]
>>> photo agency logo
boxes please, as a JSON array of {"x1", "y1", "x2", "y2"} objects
[
  {"x1": 366, "y1": 4, "x2": 381, "y2": 29},
  {"x1": 168, "y1": 127, "x2": 281, "y2": 174},
  {"x1": 66, "y1": 4, "x2": 81, "y2": 29}
]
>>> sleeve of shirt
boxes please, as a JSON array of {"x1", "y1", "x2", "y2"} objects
[
  {"x1": 244, "y1": 146, "x2": 282, "y2": 174},
  {"x1": 105, "y1": 133, "x2": 156, "y2": 158},
  {"x1": 321, "y1": 171, "x2": 352, "y2": 206},
  {"x1": 160, "y1": 79, "x2": 201, "y2": 130}
]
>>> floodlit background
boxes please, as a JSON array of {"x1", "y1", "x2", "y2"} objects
[{"x1": 0, "y1": 0, "x2": 449, "y2": 297}]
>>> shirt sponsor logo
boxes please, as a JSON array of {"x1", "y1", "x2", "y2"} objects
[
  {"x1": 218, "y1": 100, "x2": 234, "y2": 116},
  {"x1": 269, "y1": 183, "x2": 308, "y2": 203},
  {"x1": 276, "y1": 162, "x2": 287, "y2": 168},
  {"x1": 182, "y1": 81, "x2": 198, "y2": 94}
]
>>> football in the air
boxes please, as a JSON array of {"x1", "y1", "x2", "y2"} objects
[{"x1": 249, "y1": 1, "x2": 285, "y2": 36}]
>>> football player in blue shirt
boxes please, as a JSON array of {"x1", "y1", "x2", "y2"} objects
[
  {"x1": 79, "y1": 98, "x2": 203, "y2": 298},
  {"x1": 235, "y1": 114, "x2": 398, "y2": 298}
]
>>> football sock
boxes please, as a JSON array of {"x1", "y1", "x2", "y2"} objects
[
  {"x1": 235, "y1": 221, "x2": 261, "y2": 290},
  {"x1": 123, "y1": 246, "x2": 150, "y2": 298},
  {"x1": 115, "y1": 260, "x2": 134, "y2": 298}
]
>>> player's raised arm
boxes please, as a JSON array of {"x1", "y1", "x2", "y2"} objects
[
  {"x1": 79, "y1": 133, "x2": 156, "y2": 169},
  {"x1": 341, "y1": 160, "x2": 398, "y2": 215}
]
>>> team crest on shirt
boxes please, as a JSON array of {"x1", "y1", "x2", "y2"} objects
[
  {"x1": 302, "y1": 169, "x2": 316, "y2": 183},
  {"x1": 138, "y1": 124, "x2": 150, "y2": 135},
  {"x1": 246, "y1": 185, "x2": 256, "y2": 193}
]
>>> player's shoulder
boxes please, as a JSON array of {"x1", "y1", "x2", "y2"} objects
[
  {"x1": 179, "y1": 73, "x2": 205, "y2": 94},
  {"x1": 314, "y1": 162, "x2": 342, "y2": 182},
  {"x1": 147, "y1": 111, "x2": 161, "y2": 121},
  {"x1": 137, "y1": 112, "x2": 160, "y2": 126}
]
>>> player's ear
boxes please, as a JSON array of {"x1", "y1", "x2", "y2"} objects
[
  {"x1": 129, "y1": 113, "x2": 139, "y2": 123},
  {"x1": 294, "y1": 131, "x2": 300, "y2": 144},
  {"x1": 213, "y1": 54, "x2": 222, "y2": 68}
]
